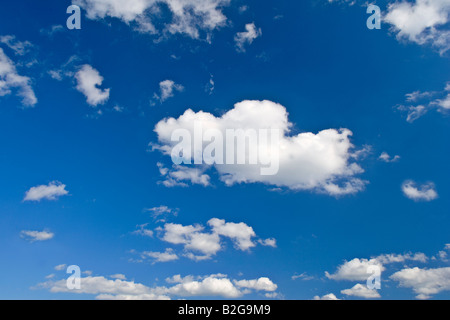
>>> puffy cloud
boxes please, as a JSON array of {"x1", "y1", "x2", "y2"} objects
[
  {"x1": 313, "y1": 293, "x2": 341, "y2": 300},
  {"x1": 142, "y1": 248, "x2": 179, "y2": 263},
  {"x1": 73, "y1": 0, "x2": 230, "y2": 40},
  {"x1": 390, "y1": 267, "x2": 450, "y2": 299},
  {"x1": 20, "y1": 230, "x2": 54, "y2": 242},
  {"x1": 75, "y1": 64, "x2": 110, "y2": 106},
  {"x1": 341, "y1": 284, "x2": 381, "y2": 299},
  {"x1": 326, "y1": 251, "x2": 429, "y2": 282},
  {"x1": 152, "y1": 80, "x2": 184, "y2": 104},
  {"x1": 23, "y1": 181, "x2": 69, "y2": 202},
  {"x1": 0, "y1": 48, "x2": 37, "y2": 107},
  {"x1": 234, "y1": 23, "x2": 262, "y2": 52},
  {"x1": 153, "y1": 100, "x2": 366, "y2": 196},
  {"x1": 325, "y1": 258, "x2": 384, "y2": 281},
  {"x1": 384, "y1": 0, "x2": 450, "y2": 54},
  {"x1": 165, "y1": 274, "x2": 242, "y2": 298},
  {"x1": 39, "y1": 272, "x2": 277, "y2": 300},
  {"x1": 208, "y1": 218, "x2": 256, "y2": 251},
  {"x1": 402, "y1": 180, "x2": 438, "y2": 202},
  {"x1": 234, "y1": 277, "x2": 277, "y2": 292},
  {"x1": 161, "y1": 222, "x2": 221, "y2": 257},
  {"x1": 154, "y1": 218, "x2": 273, "y2": 260}
]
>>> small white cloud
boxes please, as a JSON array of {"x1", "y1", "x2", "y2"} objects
[
  {"x1": 234, "y1": 23, "x2": 262, "y2": 52},
  {"x1": 20, "y1": 230, "x2": 54, "y2": 242},
  {"x1": 133, "y1": 223, "x2": 154, "y2": 237},
  {"x1": 157, "y1": 163, "x2": 211, "y2": 187},
  {"x1": 152, "y1": 80, "x2": 184, "y2": 103},
  {"x1": 402, "y1": 180, "x2": 438, "y2": 202},
  {"x1": 313, "y1": 293, "x2": 340, "y2": 300},
  {"x1": 24, "y1": 181, "x2": 69, "y2": 202},
  {"x1": 341, "y1": 284, "x2": 381, "y2": 299},
  {"x1": 75, "y1": 64, "x2": 110, "y2": 106},
  {"x1": 54, "y1": 264, "x2": 67, "y2": 271},
  {"x1": 110, "y1": 274, "x2": 126, "y2": 280},
  {"x1": 142, "y1": 248, "x2": 179, "y2": 263},
  {"x1": 379, "y1": 152, "x2": 401, "y2": 163},
  {"x1": 258, "y1": 238, "x2": 277, "y2": 248},
  {"x1": 234, "y1": 277, "x2": 277, "y2": 292},
  {"x1": 0, "y1": 48, "x2": 37, "y2": 107}
]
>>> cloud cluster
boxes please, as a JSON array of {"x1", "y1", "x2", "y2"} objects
[
  {"x1": 153, "y1": 100, "x2": 366, "y2": 196},
  {"x1": 397, "y1": 81, "x2": 450, "y2": 122},
  {"x1": 390, "y1": 267, "x2": 450, "y2": 300},
  {"x1": 320, "y1": 247, "x2": 450, "y2": 299},
  {"x1": 39, "y1": 272, "x2": 277, "y2": 300},
  {"x1": 73, "y1": 0, "x2": 231, "y2": 40},
  {"x1": 137, "y1": 217, "x2": 275, "y2": 263}
]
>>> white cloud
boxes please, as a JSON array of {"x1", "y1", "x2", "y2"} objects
[
  {"x1": 402, "y1": 180, "x2": 438, "y2": 202},
  {"x1": 154, "y1": 100, "x2": 366, "y2": 196},
  {"x1": 258, "y1": 238, "x2": 277, "y2": 248},
  {"x1": 341, "y1": 284, "x2": 381, "y2": 299},
  {"x1": 73, "y1": 0, "x2": 230, "y2": 40},
  {"x1": 0, "y1": 48, "x2": 37, "y2": 107},
  {"x1": 208, "y1": 218, "x2": 256, "y2": 251},
  {"x1": 133, "y1": 223, "x2": 154, "y2": 237},
  {"x1": 378, "y1": 152, "x2": 400, "y2": 163},
  {"x1": 157, "y1": 163, "x2": 211, "y2": 187},
  {"x1": 153, "y1": 80, "x2": 184, "y2": 103},
  {"x1": 75, "y1": 64, "x2": 110, "y2": 106},
  {"x1": 375, "y1": 252, "x2": 428, "y2": 264},
  {"x1": 325, "y1": 258, "x2": 384, "y2": 281},
  {"x1": 145, "y1": 205, "x2": 178, "y2": 223},
  {"x1": 292, "y1": 272, "x2": 314, "y2": 281},
  {"x1": 110, "y1": 274, "x2": 126, "y2": 280},
  {"x1": 24, "y1": 181, "x2": 69, "y2": 202},
  {"x1": 397, "y1": 82, "x2": 450, "y2": 122},
  {"x1": 313, "y1": 293, "x2": 341, "y2": 300},
  {"x1": 142, "y1": 248, "x2": 179, "y2": 263},
  {"x1": 234, "y1": 277, "x2": 277, "y2": 292},
  {"x1": 39, "y1": 272, "x2": 277, "y2": 300},
  {"x1": 384, "y1": 0, "x2": 450, "y2": 54},
  {"x1": 234, "y1": 23, "x2": 262, "y2": 52},
  {"x1": 20, "y1": 230, "x2": 54, "y2": 242},
  {"x1": 54, "y1": 264, "x2": 67, "y2": 271},
  {"x1": 390, "y1": 267, "x2": 450, "y2": 299},
  {"x1": 156, "y1": 217, "x2": 273, "y2": 260},
  {"x1": 0, "y1": 35, "x2": 33, "y2": 56}
]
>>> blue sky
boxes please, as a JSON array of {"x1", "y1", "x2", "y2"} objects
[{"x1": 0, "y1": 0, "x2": 449, "y2": 300}]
